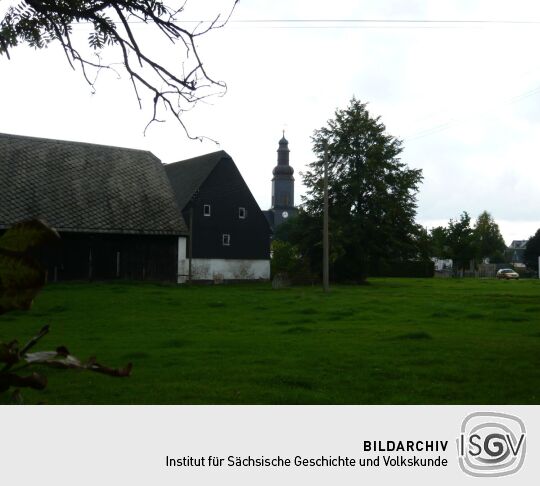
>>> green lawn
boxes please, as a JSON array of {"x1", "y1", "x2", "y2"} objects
[{"x1": 1, "y1": 278, "x2": 540, "y2": 404}]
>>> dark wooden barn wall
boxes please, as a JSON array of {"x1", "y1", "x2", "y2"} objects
[
  {"x1": 184, "y1": 158, "x2": 271, "y2": 260},
  {"x1": 40, "y1": 232, "x2": 178, "y2": 282}
]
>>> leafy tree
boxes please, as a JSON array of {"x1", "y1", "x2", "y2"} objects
[
  {"x1": 473, "y1": 211, "x2": 506, "y2": 263},
  {"x1": 299, "y1": 97, "x2": 423, "y2": 281},
  {"x1": 444, "y1": 212, "x2": 475, "y2": 271},
  {"x1": 428, "y1": 211, "x2": 506, "y2": 268},
  {"x1": 0, "y1": 0, "x2": 238, "y2": 137},
  {"x1": 270, "y1": 239, "x2": 313, "y2": 284},
  {"x1": 274, "y1": 210, "x2": 323, "y2": 275},
  {"x1": 429, "y1": 226, "x2": 449, "y2": 258},
  {"x1": 524, "y1": 229, "x2": 540, "y2": 272},
  {"x1": 274, "y1": 209, "x2": 346, "y2": 279},
  {"x1": 411, "y1": 226, "x2": 433, "y2": 261}
]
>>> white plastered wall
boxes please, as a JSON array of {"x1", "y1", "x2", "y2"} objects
[
  {"x1": 177, "y1": 237, "x2": 270, "y2": 282},
  {"x1": 191, "y1": 258, "x2": 270, "y2": 281}
]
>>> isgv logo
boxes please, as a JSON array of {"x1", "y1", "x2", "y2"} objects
[{"x1": 457, "y1": 412, "x2": 526, "y2": 477}]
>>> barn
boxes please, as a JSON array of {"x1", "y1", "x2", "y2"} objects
[
  {"x1": 165, "y1": 151, "x2": 271, "y2": 281},
  {"x1": 0, "y1": 133, "x2": 188, "y2": 282}
]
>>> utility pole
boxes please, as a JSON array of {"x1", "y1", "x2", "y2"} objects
[
  {"x1": 188, "y1": 207, "x2": 193, "y2": 283},
  {"x1": 323, "y1": 150, "x2": 330, "y2": 292}
]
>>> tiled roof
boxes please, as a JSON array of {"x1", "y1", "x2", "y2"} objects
[
  {"x1": 0, "y1": 133, "x2": 188, "y2": 235},
  {"x1": 509, "y1": 240, "x2": 527, "y2": 249},
  {"x1": 165, "y1": 150, "x2": 230, "y2": 210}
]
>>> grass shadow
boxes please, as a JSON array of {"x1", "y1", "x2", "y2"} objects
[{"x1": 393, "y1": 331, "x2": 432, "y2": 340}]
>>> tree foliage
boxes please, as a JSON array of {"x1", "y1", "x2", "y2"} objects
[
  {"x1": 472, "y1": 211, "x2": 506, "y2": 263},
  {"x1": 0, "y1": 0, "x2": 238, "y2": 137},
  {"x1": 524, "y1": 229, "x2": 540, "y2": 272},
  {"x1": 444, "y1": 212, "x2": 475, "y2": 270},
  {"x1": 296, "y1": 97, "x2": 423, "y2": 280},
  {"x1": 428, "y1": 211, "x2": 507, "y2": 269},
  {"x1": 270, "y1": 238, "x2": 314, "y2": 284},
  {"x1": 428, "y1": 226, "x2": 448, "y2": 259},
  {"x1": 0, "y1": 219, "x2": 59, "y2": 313},
  {"x1": 274, "y1": 210, "x2": 341, "y2": 280}
]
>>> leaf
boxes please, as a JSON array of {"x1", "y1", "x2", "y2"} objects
[
  {"x1": 0, "y1": 253, "x2": 43, "y2": 313},
  {"x1": 0, "y1": 340, "x2": 20, "y2": 366},
  {"x1": 0, "y1": 371, "x2": 47, "y2": 392},
  {"x1": 0, "y1": 219, "x2": 60, "y2": 314},
  {"x1": 0, "y1": 219, "x2": 59, "y2": 253}
]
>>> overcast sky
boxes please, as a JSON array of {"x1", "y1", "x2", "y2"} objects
[{"x1": 1, "y1": 0, "x2": 540, "y2": 243}]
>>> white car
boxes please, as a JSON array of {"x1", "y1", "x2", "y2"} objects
[{"x1": 496, "y1": 268, "x2": 520, "y2": 280}]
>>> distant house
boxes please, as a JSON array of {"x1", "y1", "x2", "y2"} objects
[
  {"x1": 0, "y1": 133, "x2": 188, "y2": 282},
  {"x1": 507, "y1": 240, "x2": 527, "y2": 266},
  {"x1": 165, "y1": 151, "x2": 271, "y2": 282},
  {"x1": 431, "y1": 257, "x2": 453, "y2": 271}
]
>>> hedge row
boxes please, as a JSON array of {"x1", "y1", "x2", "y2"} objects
[{"x1": 367, "y1": 260, "x2": 435, "y2": 278}]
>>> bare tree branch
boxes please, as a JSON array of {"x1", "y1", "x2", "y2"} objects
[{"x1": 0, "y1": 0, "x2": 239, "y2": 139}]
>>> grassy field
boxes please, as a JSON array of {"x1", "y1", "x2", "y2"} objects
[{"x1": 1, "y1": 278, "x2": 540, "y2": 404}]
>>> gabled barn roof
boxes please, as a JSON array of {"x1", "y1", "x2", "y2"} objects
[
  {"x1": 0, "y1": 133, "x2": 187, "y2": 235},
  {"x1": 164, "y1": 150, "x2": 230, "y2": 210}
]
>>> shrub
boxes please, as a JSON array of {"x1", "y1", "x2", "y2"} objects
[
  {"x1": 271, "y1": 240, "x2": 315, "y2": 284},
  {"x1": 368, "y1": 260, "x2": 435, "y2": 278}
]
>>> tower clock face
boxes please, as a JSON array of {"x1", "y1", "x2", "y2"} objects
[{"x1": 282, "y1": 211, "x2": 289, "y2": 219}]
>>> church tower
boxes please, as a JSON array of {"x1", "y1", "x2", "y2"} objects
[{"x1": 269, "y1": 132, "x2": 297, "y2": 228}]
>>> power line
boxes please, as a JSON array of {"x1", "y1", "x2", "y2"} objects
[
  {"x1": 216, "y1": 18, "x2": 540, "y2": 30},
  {"x1": 404, "y1": 82, "x2": 540, "y2": 142},
  {"x1": 73, "y1": 18, "x2": 540, "y2": 28},
  {"x1": 225, "y1": 19, "x2": 540, "y2": 24}
]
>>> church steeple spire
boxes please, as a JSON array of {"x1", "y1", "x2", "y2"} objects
[
  {"x1": 264, "y1": 133, "x2": 298, "y2": 230},
  {"x1": 271, "y1": 132, "x2": 295, "y2": 217},
  {"x1": 273, "y1": 132, "x2": 293, "y2": 176},
  {"x1": 277, "y1": 131, "x2": 290, "y2": 167}
]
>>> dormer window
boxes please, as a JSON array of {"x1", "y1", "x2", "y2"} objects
[
  {"x1": 238, "y1": 207, "x2": 246, "y2": 219},
  {"x1": 203, "y1": 204, "x2": 211, "y2": 216},
  {"x1": 222, "y1": 234, "x2": 230, "y2": 246}
]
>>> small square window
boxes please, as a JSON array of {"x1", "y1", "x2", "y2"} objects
[
  {"x1": 203, "y1": 204, "x2": 211, "y2": 216},
  {"x1": 239, "y1": 207, "x2": 246, "y2": 219},
  {"x1": 222, "y1": 234, "x2": 230, "y2": 246}
]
